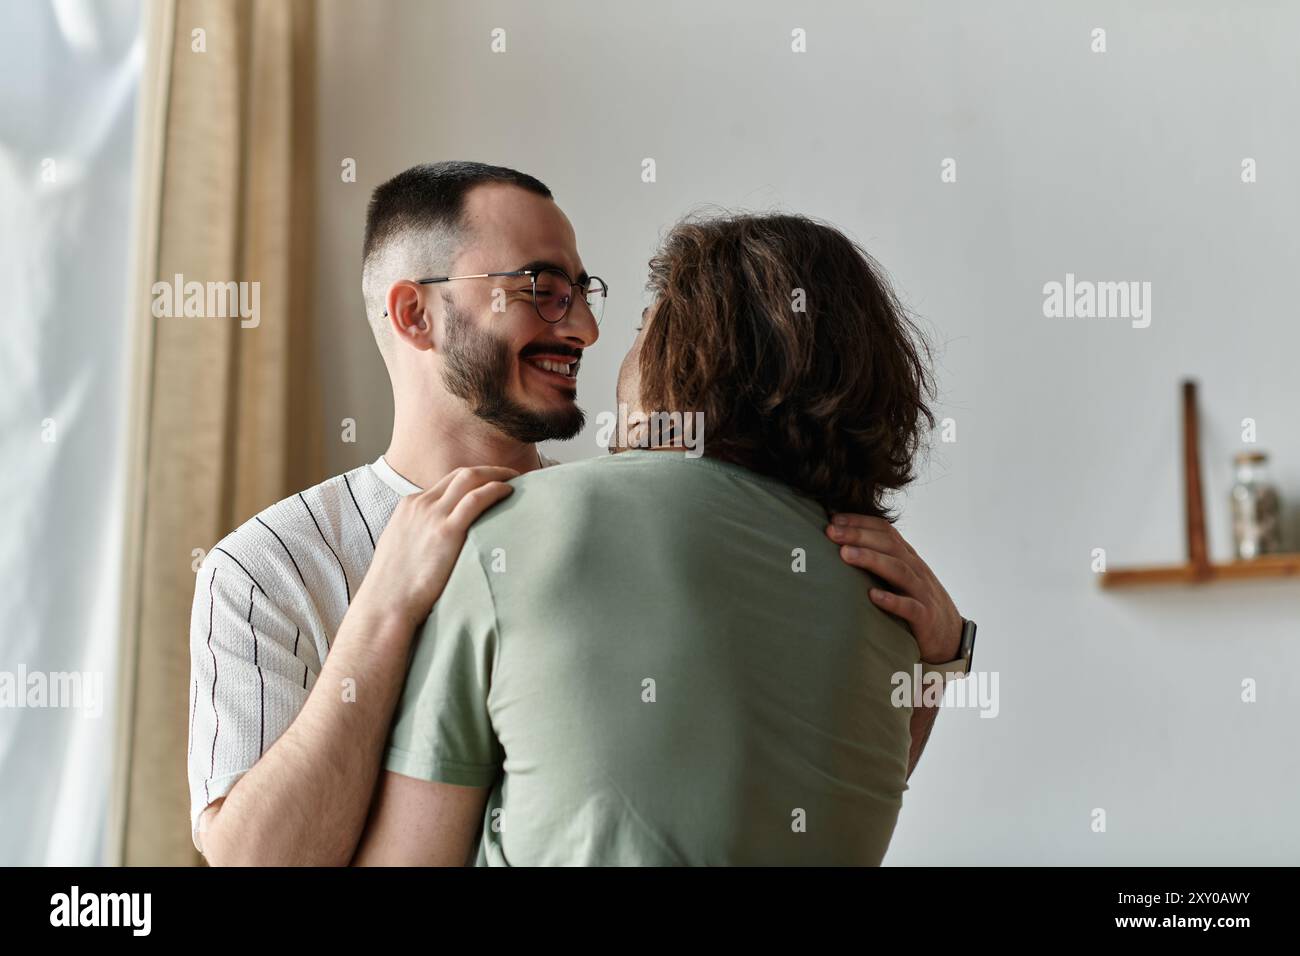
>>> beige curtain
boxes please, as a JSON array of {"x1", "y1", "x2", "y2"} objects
[{"x1": 110, "y1": 0, "x2": 322, "y2": 866}]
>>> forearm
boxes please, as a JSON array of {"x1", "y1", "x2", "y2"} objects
[
  {"x1": 906, "y1": 702, "x2": 939, "y2": 780},
  {"x1": 352, "y1": 772, "x2": 488, "y2": 867},
  {"x1": 202, "y1": 603, "x2": 418, "y2": 866},
  {"x1": 827, "y1": 512, "x2": 965, "y2": 783}
]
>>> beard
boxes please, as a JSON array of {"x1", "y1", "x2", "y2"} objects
[{"x1": 440, "y1": 300, "x2": 586, "y2": 444}]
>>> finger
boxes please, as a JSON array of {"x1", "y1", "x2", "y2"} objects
[
  {"x1": 867, "y1": 587, "x2": 926, "y2": 627},
  {"x1": 445, "y1": 481, "x2": 514, "y2": 532},
  {"x1": 414, "y1": 467, "x2": 468, "y2": 502},
  {"x1": 830, "y1": 513, "x2": 919, "y2": 559},
  {"x1": 826, "y1": 524, "x2": 908, "y2": 558},
  {"x1": 419, "y1": 465, "x2": 520, "y2": 502},
  {"x1": 436, "y1": 467, "x2": 520, "y2": 511},
  {"x1": 832, "y1": 523, "x2": 938, "y2": 586},
  {"x1": 840, "y1": 545, "x2": 926, "y2": 597},
  {"x1": 829, "y1": 512, "x2": 894, "y2": 533}
]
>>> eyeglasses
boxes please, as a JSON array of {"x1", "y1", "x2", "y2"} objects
[{"x1": 383, "y1": 268, "x2": 607, "y2": 325}]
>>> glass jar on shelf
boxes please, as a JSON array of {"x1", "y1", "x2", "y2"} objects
[{"x1": 1230, "y1": 451, "x2": 1282, "y2": 560}]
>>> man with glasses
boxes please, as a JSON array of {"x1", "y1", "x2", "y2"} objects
[
  {"x1": 187, "y1": 162, "x2": 964, "y2": 866},
  {"x1": 187, "y1": 161, "x2": 603, "y2": 865}
]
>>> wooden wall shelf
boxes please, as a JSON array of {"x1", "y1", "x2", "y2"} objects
[
  {"x1": 1098, "y1": 380, "x2": 1297, "y2": 590},
  {"x1": 1100, "y1": 554, "x2": 1300, "y2": 589}
]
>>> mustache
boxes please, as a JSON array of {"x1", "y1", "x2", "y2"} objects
[{"x1": 519, "y1": 343, "x2": 583, "y2": 361}]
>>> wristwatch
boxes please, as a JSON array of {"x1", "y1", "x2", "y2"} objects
[{"x1": 920, "y1": 617, "x2": 977, "y2": 686}]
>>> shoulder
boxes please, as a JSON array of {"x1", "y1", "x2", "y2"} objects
[
  {"x1": 476, "y1": 455, "x2": 617, "y2": 519},
  {"x1": 511, "y1": 451, "x2": 740, "y2": 497},
  {"x1": 465, "y1": 453, "x2": 716, "y2": 547},
  {"x1": 200, "y1": 463, "x2": 392, "y2": 599}
]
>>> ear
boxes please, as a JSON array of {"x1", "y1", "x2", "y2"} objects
[{"x1": 386, "y1": 280, "x2": 435, "y2": 352}]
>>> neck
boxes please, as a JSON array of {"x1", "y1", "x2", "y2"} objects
[{"x1": 384, "y1": 393, "x2": 543, "y2": 491}]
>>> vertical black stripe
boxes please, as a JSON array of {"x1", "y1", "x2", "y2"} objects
[
  {"x1": 294, "y1": 624, "x2": 308, "y2": 689},
  {"x1": 248, "y1": 584, "x2": 258, "y2": 665},
  {"x1": 207, "y1": 568, "x2": 220, "y2": 793},
  {"x1": 298, "y1": 492, "x2": 351, "y2": 603},
  {"x1": 255, "y1": 516, "x2": 307, "y2": 587},
  {"x1": 248, "y1": 584, "x2": 265, "y2": 758},
  {"x1": 188, "y1": 679, "x2": 197, "y2": 756},
  {"x1": 343, "y1": 472, "x2": 376, "y2": 551}
]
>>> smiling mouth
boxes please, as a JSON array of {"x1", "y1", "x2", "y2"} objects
[{"x1": 523, "y1": 354, "x2": 580, "y2": 383}]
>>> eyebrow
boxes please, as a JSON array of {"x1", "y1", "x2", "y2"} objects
[{"x1": 519, "y1": 259, "x2": 590, "y2": 284}]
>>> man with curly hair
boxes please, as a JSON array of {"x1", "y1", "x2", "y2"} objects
[{"x1": 355, "y1": 212, "x2": 973, "y2": 866}]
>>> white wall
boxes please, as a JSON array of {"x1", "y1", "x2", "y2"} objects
[{"x1": 314, "y1": 0, "x2": 1300, "y2": 864}]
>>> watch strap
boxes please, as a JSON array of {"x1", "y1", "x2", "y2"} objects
[
  {"x1": 920, "y1": 619, "x2": 975, "y2": 686},
  {"x1": 920, "y1": 655, "x2": 970, "y2": 686}
]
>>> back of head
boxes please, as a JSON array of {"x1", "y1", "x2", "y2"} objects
[{"x1": 639, "y1": 212, "x2": 935, "y2": 518}]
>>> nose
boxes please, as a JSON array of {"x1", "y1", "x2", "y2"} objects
[{"x1": 553, "y1": 295, "x2": 600, "y2": 347}]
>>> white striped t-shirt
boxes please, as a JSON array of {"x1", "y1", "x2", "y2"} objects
[{"x1": 185, "y1": 454, "x2": 551, "y2": 849}]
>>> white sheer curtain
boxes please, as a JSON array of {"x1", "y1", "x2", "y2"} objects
[{"x1": 0, "y1": 0, "x2": 142, "y2": 864}]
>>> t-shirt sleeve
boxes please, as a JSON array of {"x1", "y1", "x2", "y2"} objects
[{"x1": 384, "y1": 542, "x2": 502, "y2": 787}]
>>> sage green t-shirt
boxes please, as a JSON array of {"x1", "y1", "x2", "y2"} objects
[{"x1": 384, "y1": 449, "x2": 919, "y2": 865}]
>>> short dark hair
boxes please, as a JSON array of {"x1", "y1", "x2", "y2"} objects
[
  {"x1": 641, "y1": 212, "x2": 936, "y2": 519},
  {"x1": 361, "y1": 162, "x2": 552, "y2": 338},
  {"x1": 363, "y1": 161, "x2": 552, "y2": 270}
]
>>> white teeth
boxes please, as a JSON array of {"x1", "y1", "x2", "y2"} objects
[{"x1": 531, "y1": 359, "x2": 574, "y2": 376}]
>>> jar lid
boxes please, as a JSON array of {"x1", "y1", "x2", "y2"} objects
[{"x1": 1234, "y1": 450, "x2": 1268, "y2": 464}]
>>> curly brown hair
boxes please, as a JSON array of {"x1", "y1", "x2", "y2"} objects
[{"x1": 640, "y1": 212, "x2": 936, "y2": 519}]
